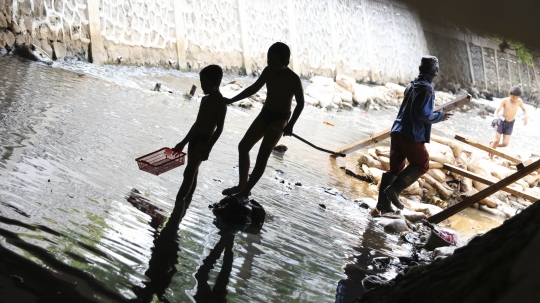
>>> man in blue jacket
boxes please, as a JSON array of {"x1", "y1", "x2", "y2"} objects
[{"x1": 377, "y1": 56, "x2": 452, "y2": 213}]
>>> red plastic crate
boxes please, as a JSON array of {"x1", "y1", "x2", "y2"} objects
[{"x1": 135, "y1": 148, "x2": 185, "y2": 176}]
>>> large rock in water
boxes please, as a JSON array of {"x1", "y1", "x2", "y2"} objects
[
  {"x1": 336, "y1": 74, "x2": 356, "y2": 92},
  {"x1": 354, "y1": 198, "x2": 540, "y2": 303},
  {"x1": 305, "y1": 83, "x2": 335, "y2": 108},
  {"x1": 18, "y1": 44, "x2": 53, "y2": 64},
  {"x1": 309, "y1": 75, "x2": 334, "y2": 86},
  {"x1": 352, "y1": 84, "x2": 376, "y2": 107},
  {"x1": 334, "y1": 82, "x2": 353, "y2": 104},
  {"x1": 481, "y1": 89, "x2": 494, "y2": 101},
  {"x1": 385, "y1": 82, "x2": 406, "y2": 99}
]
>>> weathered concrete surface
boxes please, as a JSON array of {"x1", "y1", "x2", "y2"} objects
[
  {"x1": 10, "y1": 0, "x2": 91, "y2": 61},
  {"x1": 1, "y1": 0, "x2": 534, "y2": 99},
  {"x1": 355, "y1": 200, "x2": 540, "y2": 303}
]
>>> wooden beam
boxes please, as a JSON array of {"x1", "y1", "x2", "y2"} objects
[
  {"x1": 454, "y1": 134, "x2": 522, "y2": 164},
  {"x1": 444, "y1": 164, "x2": 539, "y2": 202},
  {"x1": 436, "y1": 94, "x2": 472, "y2": 112},
  {"x1": 332, "y1": 128, "x2": 391, "y2": 157},
  {"x1": 333, "y1": 94, "x2": 472, "y2": 156},
  {"x1": 428, "y1": 159, "x2": 540, "y2": 223}
]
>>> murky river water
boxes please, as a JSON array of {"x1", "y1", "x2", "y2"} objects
[{"x1": 1, "y1": 56, "x2": 538, "y2": 302}]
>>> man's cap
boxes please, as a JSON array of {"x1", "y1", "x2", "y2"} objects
[{"x1": 421, "y1": 55, "x2": 438, "y2": 66}]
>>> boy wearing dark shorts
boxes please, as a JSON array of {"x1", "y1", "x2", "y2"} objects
[
  {"x1": 172, "y1": 65, "x2": 227, "y2": 216},
  {"x1": 221, "y1": 42, "x2": 305, "y2": 206},
  {"x1": 489, "y1": 86, "x2": 528, "y2": 159}
]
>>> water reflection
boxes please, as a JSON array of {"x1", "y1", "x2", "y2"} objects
[
  {"x1": 335, "y1": 221, "x2": 391, "y2": 303},
  {"x1": 193, "y1": 230, "x2": 235, "y2": 303},
  {"x1": 129, "y1": 192, "x2": 187, "y2": 303},
  {"x1": 126, "y1": 189, "x2": 167, "y2": 230},
  {"x1": 128, "y1": 186, "x2": 266, "y2": 302}
]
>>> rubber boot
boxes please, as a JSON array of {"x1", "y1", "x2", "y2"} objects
[
  {"x1": 376, "y1": 172, "x2": 396, "y2": 213},
  {"x1": 384, "y1": 165, "x2": 422, "y2": 210}
]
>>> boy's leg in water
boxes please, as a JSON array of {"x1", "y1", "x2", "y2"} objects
[
  {"x1": 178, "y1": 169, "x2": 198, "y2": 218},
  {"x1": 175, "y1": 143, "x2": 203, "y2": 212},
  {"x1": 229, "y1": 115, "x2": 266, "y2": 194},
  {"x1": 238, "y1": 118, "x2": 288, "y2": 198}
]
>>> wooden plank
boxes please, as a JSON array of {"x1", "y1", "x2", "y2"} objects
[
  {"x1": 435, "y1": 93, "x2": 472, "y2": 112},
  {"x1": 444, "y1": 164, "x2": 539, "y2": 202},
  {"x1": 332, "y1": 128, "x2": 391, "y2": 156},
  {"x1": 333, "y1": 94, "x2": 472, "y2": 156},
  {"x1": 428, "y1": 159, "x2": 540, "y2": 223},
  {"x1": 454, "y1": 134, "x2": 522, "y2": 164}
]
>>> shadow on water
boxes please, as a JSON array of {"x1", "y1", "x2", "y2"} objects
[
  {"x1": 127, "y1": 188, "x2": 265, "y2": 303},
  {"x1": 335, "y1": 221, "x2": 392, "y2": 303},
  {"x1": 0, "y1": 215, "x2": 128, "y2": 302},
  {"x1": 129, "y1": 194, "x2": 185, "y2": 303}
]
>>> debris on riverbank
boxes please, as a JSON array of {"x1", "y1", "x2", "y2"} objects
[{"x1": 352, "y1": 198, "x2": 540, "y2": 303}]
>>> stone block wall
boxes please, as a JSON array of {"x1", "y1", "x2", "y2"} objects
[
  {"x1": 98, "y1": 0, "x2": 178, "y2": 67},
  {"x1": 2, "y1": 0, "x2": 538, "y2": 96},
  {"x1": 423, "y1": 19, "x2": 539, "y2": 100},
  {"x1": 243, "y1": 0, "x2": 428, "y2": 84},
  {"x1": 332, "y1": 0, "x2": 370, "y2": 82},
  {"x1": 0, "y1": 0, "x2": 15, "y2": 50},
  {"x1": 497, "y1": 51, "x2": 511, "y2": 96},
  {"x1": 243, "y1": 0, "x2": 291, "y2": 75},
  {"x1": 0, "y1": 0, "x2": 431, "y2": 85},
  {"x1": 424, "y1": 31, "x2": 472, "y2": 93},
  {"x1": 6, "y1": 0, "x2": 90, "y2": 60},
  {"x1": 182, "y1": 0, "x2": 243, "y2": 73}
]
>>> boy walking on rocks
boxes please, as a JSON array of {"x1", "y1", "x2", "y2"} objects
[
  {"x1": 172, "y1": 65, "x2": 227, "y2": 216},
  {"x1": 377, "y1": 56, "x2": 452, "y2": 214},
  {"x1": 489, "y1": 86, "x2": 528, "y2": 159},
  {"x1": 220, "y1": 42, "x2": 305, "y2": 207}
]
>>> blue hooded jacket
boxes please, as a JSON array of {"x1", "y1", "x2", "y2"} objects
[{"x1": 390, "y1": 75, "x2": 444, "y2": 143}]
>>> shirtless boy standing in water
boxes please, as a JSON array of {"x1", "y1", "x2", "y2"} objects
[
  {"x1": 221, "y1": 42, "x2": 305, "y2": 205},
  {"x1": 172, "y1": 65, "x2": 227, "y2": 215},
  {"x1": 489, "y1": 86, "x2": 528, "y2": 159}
]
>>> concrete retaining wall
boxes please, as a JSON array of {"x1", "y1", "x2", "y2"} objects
[
  {"x1": 422, "y1": 19, "x2": 540, "y2": 99},
  {"x1": 0, "y1": 0, "x2": 539, "y2": 99}
]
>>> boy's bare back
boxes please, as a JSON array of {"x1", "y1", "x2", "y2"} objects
[{"x1": 193, "y1": 92, "x2": 226, "y2": 136}]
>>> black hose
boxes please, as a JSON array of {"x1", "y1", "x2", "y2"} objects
[{"x1": 291, "y1": 134, "x2": 346, "y2": 157}]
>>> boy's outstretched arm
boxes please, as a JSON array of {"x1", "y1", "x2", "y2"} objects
[
  {"x1": 225, "y1": 68, "x2": 268, "y2": 104},
  {"x1": 283, "y1": 77, "x2": 305, "y2": 136},
  {"x1": 174, "y1": 124, "x2": 195, "y2": 155},
  {"x1": 201, "y1": 105, "x2": 227, "y2": 161}
]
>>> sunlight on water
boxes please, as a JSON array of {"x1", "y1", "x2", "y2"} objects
[{"x1": 1, "y1": 56, "x2": 537, "y2": 302}]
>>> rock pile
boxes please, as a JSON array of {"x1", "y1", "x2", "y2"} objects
[
  {"x1": 0, "y1": 0, "x2": 90, "y2": 61},
  {"x1": 353, "y1": 135, "x2": 540, "y2": 219},
  {"x1": 305, "y1": 75, "x2": 405, "y2": 110},
  {"x1": 218, "y1": 75, "x2": 407, "y2": 111}
]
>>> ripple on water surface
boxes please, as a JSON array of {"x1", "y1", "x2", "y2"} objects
[{"x1": 1, "y1": 56, "x2": 527, "y2": 302}]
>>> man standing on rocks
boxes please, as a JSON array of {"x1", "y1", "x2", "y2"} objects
[{"x1": 377, "y1": 56, "x2": 452, "y2": 213}]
